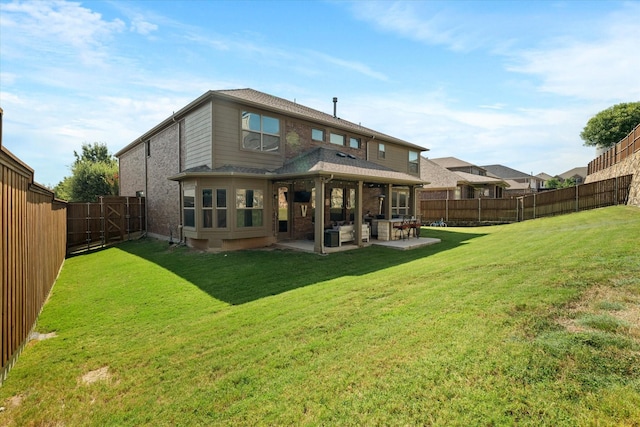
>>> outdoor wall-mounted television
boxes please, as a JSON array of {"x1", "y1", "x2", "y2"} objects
[{"x1": 293, "y1": 191, "x2": 312, "y2": 203}]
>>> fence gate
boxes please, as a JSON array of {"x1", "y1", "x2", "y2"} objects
[{"x1": 66, "y1": 196, "x2": 145, "y2": 253}]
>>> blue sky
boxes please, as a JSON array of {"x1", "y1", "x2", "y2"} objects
[{"x1": 1, "y1": 0, "x2": 639, "y2": 186}]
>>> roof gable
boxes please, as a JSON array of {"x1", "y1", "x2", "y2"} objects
[{"x1": 482, "y1": 164, "x2": 532, "y2": 179}]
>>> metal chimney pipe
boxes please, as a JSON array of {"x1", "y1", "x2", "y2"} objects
[{"x1": 333, "y1": 97, "x2": 338, "y2": 118}]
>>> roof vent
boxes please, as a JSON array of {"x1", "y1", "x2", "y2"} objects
[
  {"x1": 336, "y1": 152, "x2": 347, "y2": 158},
  {"x1": 333, "y1": 97, "x2": 338, "y2": 118}
]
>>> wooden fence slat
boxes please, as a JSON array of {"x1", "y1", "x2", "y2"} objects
[
  {"x1": 66, "y1": 197, "x2": 145, "y2": 254},
  {"x1": 420, "y1": 175, "x2": 633, "y2": 224},
  {"x1": 1, "y1": 144, "x2": 66, "y2": 384}
]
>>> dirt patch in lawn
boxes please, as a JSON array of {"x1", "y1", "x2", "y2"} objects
[
  {"x1": 559, "y1": 283, "x2": 640, "y2": 341},
  {"x1": 81, "y1": 366, "x2": 111, "y2": 385}
]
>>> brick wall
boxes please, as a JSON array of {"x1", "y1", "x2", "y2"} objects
[
  {"x1": 119, "y1": 143, "x2": 145, "y2": 197},
  {"x1": 283, "y1": 119, "x2": 367, "y2": 160},
  {"x1": 146, "y1": 123, "x2": 181, "y2": 239},
  {"x1": 585, "y1": 150, "x2": 640, "y2": 207}
]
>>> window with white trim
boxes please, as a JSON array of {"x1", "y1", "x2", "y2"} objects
[
  {"x1": 378, "y1": 143, "x2": 386, "y2": 159},
  {"x1": 391, "y1": 189, "x2": 410, "y2": 217},
  {"x1": 241, "y1": 111, "x2": 280, "y2": 152}
]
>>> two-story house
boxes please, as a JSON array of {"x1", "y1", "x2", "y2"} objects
[
  {"x1": 116, "y1": 89, "x2": 428, "y2": 253},
  {"x1": 420, "y1": 157, "x2": 508, "y2": 199}
]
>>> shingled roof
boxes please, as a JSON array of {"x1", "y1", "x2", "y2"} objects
[
  {"x1": 482, "y1": 164, "x2": 532, "y2": 179},
  {"x1": 170, "y1": 147, "x2": 425, "y2": 185},
  {"x1": 420, "y1": 158, "x2": 460, "y2": 189},
  {"x1": 275, "y1": 147, "x2": 424, "y2": 184}
]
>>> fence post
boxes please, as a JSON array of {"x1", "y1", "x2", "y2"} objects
[
  {"x1": 445, "y1": 198, "x2": 449, "y2": 222},
  {"x1": 126, "y1": 197, "x2": 131, "y2": 240},
  {"x1": 575, "y1": 183, "x2": 579, "y2": 212},
  {"x1": 614, "y1": 177, "x2": 618, "y2": 206},
  {"x1": 100, "y1": 197, "x2": 105, "y2": 247},
  {"x1": 478, "y1": 198, "x2": 481, "y2": 222},
  {"x1": 86, "y1": 202, "x2": 91, "y2": 252},
  {"x1": 533, "y1": 193, "x2": 536, "y2": 219}
]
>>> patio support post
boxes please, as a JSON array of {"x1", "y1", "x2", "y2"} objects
[
  {"x1": 356, "y1": 180, "x2": 363, "y2": 246},
  {"x1": 314, "y1": 176, "x2": 325, "y2": 254},
  {"x1": 386, "y1": 184, "x2": 393, "y2": 218}
]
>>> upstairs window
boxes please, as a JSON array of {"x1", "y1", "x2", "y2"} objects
[
  {"x1": 242, "y1": 111, "x2": 280, "y2": 152},
  {"x1": 409, "y1": 151, "x2": 419, "y2": 173},
  {"x1": 378, "y1": 143, "x2": 386, "y2": 159},
  {"x1": 330, "y1": 132, "x2": 345, "y2": 146},
  {"x1": 349, "y1": 137, "x2": 361, "y2": 149},
  {"x1": 312, "y1": 128, "x2": 325, "y2": 142}
]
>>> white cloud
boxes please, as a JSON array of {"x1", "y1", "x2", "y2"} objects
[
  {"x1": 130, "y1": 18, "x2": 158, "y2": 36},
  {"x1": 1, "y1": 0, "x2": 125, "y2": 65},
  {"x1": 507, "y1": 4, "x2": 640, "y2": 101}
]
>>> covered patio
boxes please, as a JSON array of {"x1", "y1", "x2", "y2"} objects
[{"x1": 272, "y1": 147, "x2": 430, "y2": 254}]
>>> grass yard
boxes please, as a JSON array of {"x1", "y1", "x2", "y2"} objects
[{"x1": 1, "y1": 206, "x2": 640, "y2": 426}]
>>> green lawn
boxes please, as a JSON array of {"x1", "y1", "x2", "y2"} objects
[{"x1": 2, "y1": 206, "x2": 639, "y2": 426}]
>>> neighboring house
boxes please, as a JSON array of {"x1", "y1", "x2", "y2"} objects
[
  {"x1": 421, "y1": 157, "x2": 509, "y2": 199},
  {"x1": 536, "y1": 172, "x2": 554, "y2": 190},
  {"x1": 418, "y1": 158, "x2": 461, "y2": 199},
  {"x1": 482, "y1": 164, "x2": 544, "y2": 196},
  {"x1": 558, "y1": 167, "x2": 588, "y2": 184},
  {"x1": 116, "y1": 89, "x2": 428, "y2": 253}
]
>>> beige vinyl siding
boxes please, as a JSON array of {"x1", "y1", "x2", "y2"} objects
[
  {"x1": 213, "y1": 100, "x2": 284, "y2": 171},
  {"x1": 184, "y1": 102, "x2": 212, "y2": 169},
  {"x1": 368, "y1": 142, "x2": 415, "y2": 174}
]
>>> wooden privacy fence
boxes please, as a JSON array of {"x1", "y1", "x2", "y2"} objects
[
  {"x1": 1, "y1": 144, "x2": 67, "y2": 384},
  {"x1": 67, "y1": 196, "x2": 145, "y2": 253},
  {"x1": 420, "y1": 175, "x2": 633, "y2": 225},
  {"x1": 588, "y1": 123, "x2": 640, "y2": 174}
]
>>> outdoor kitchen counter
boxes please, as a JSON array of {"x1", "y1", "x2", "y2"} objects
[{"x1": 375, "y1": 219, "x2": 405, "y2": 241}]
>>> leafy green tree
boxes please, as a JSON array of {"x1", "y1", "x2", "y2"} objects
[
  {"x1": 53, "y1": 142, "x2": 119, "y2": 202},
  {"x1": 546, "y1": 177, "x2": 576, "y2": 190},
  {"x1": 580, "y1": 102, "x2": 640, "y2": 149}
]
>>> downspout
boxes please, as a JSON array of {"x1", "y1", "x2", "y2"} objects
[
  {"x1": 143, "y1": 138, "x2": 149, "y2": 236},
  {"x1": 173, "y1": 113, "x2": 184, "y2": 244}
]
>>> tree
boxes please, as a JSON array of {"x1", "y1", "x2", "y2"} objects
[
  {"x1": 546, "y1": 177, "x2": 576, "y2": 189},
  {"x1": 53, "y1": 142, "x2": 119, "y2": 202},
  {"x1": 580, "y1": 102, "x2": 640, "y2": 149}
]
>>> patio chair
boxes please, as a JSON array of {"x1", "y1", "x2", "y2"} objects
[
  {"x1": 393, "y1": 216, "x2": 410, "y2": 240},
  {"x1": 408, "y1": 217, "x2": 420, "y2": 238}
]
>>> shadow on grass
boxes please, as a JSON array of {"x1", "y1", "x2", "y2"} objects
[{"x1": 117, "y1": 227, "x2": 485, "y2": 305}]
